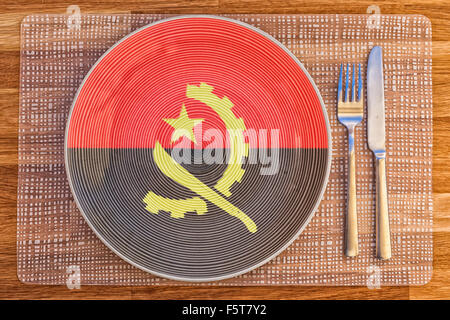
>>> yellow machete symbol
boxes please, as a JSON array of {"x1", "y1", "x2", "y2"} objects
[{"x1": 143, "y1": 83, "x2": 257, "y2": 233}]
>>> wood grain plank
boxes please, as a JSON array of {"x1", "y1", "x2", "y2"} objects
[{"x1": 433, "y1": 194, "x2": 450, "y2": 233}]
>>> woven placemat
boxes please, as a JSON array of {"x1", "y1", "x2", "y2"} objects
[{"x1": 17, "y1": 14, "x2": 432, "y2": 286}]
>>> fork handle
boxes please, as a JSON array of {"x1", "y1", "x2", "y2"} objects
[
  {"x1": 375, "y1": 156, "x2": 391, "y2": 260},
  {"x1": 345, "y1": 129, "x2": 358, "y2": 257}
]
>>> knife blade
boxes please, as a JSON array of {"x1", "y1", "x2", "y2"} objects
[
  {"x1": 367, "y1": 46, "x2": 391, "y2": 260},
  {"x1": 367, "y1": 46, "x2": 386, "y2": 153}
]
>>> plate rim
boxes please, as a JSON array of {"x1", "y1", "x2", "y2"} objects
[{"x1": 64, "y1": 14, "x2": 333, "y2": 282}]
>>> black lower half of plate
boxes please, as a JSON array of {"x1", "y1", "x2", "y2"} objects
[{"x1": 67, "y1": 147, "x2": 328, "y2": 280}]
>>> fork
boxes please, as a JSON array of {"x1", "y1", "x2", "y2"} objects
[{"x1": 337, "y1": 63, "x2": 363, "y2": 257}]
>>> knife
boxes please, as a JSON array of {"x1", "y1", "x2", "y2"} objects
[{"x1": 367, "y1": 46, "x2": 391, "y2": 260}]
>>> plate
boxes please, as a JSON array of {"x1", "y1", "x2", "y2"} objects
[{"x1": 65, "y1": 15, "x2": 331, "y2": 282}]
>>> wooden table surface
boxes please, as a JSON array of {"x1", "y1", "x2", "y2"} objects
[{"x1": 1, "y1": 0, "x2": 449, "y2": 300}]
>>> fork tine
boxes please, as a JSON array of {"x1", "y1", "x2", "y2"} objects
[
  {"x1": 344, "y1": 63, "x2": 349, "y2": 102},
  {"x1": 351, "y1": 63, "x2": 356, "y2": 102},
  {"x1": 338, "y1": 63, "x2": 343, "y2": 102},
  {"x1": 357, "y1": 63, "x2": 362, "y2": 101}
]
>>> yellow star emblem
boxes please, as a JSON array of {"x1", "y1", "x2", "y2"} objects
[{"x1": 163, "y1": 104, "x2": 203, "y2": 144}]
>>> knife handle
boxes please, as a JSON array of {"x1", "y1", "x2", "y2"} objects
[
  {"x1": 345, "y1": 129, "x2": 358, "y2": 257},
  {"x1": 375, "y1": 156, "x2": 391, "y2": 260}
]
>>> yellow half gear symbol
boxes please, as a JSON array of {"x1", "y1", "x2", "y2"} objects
[
  {"x1": 186, "y1": 83, "x2": 248, "y2": 197},
  {"x1": 143, "y1": 83, "x2": 256, "y2": 233}
]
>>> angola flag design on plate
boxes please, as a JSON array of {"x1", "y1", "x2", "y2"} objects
[{"x1": 65, "y1": 16, "x2": 331, "y2": 281}]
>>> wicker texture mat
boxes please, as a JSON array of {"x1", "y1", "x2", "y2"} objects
[{"x1": 17, "y1": 14, "x2": 432, "y2": 286}]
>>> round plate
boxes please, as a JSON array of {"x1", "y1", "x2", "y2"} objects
[{"x1": 65, "y1": 15, "x2": 331, "y2": 282}]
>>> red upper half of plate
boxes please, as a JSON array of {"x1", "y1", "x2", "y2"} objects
[{"x1": 67, "y1": 17, "x2": 328, "y2": 149}]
